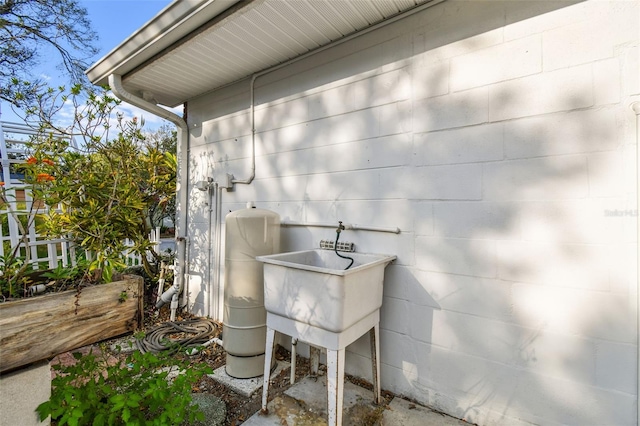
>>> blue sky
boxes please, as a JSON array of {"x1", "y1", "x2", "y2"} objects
[
  {"x1": 1, "y1": 0, "x2": 174, "y2": 128},
  {"x1": 84, "y1": 0, "x2": 173, "y2": 57}
]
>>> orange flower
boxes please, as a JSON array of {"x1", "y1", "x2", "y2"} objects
[
  {"x1": 26, "y1": 157, "x2": 38, "y2": 165},
  {"x1": 42, "y1": 158, "x2": 55, "y2": 166},
  {"x1": 0, "y1": 181, "x2": 5, "y2": 187},
  {"x1": 36, "y1": 173, "x2": 55, "y2": 182}
]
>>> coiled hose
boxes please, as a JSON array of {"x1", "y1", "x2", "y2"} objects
[{"x1": 136, "y1": 318, "x2": 220, "y2": 354}]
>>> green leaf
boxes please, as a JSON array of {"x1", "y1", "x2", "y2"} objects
[
  {"x1": 38, "y1": 344, "x2": 209, "y2": 425},
  {"x1": 92, "y1": 413, "x2": 105, "y2": 426},
  {"x1": 35, "y1": 401, "x2": 50, "y2": 421},
  {"x1": 126, "y1": 394, "x2": 141, "y2": 407},
  {"x1": 122, "y1": 407, "x2": 131, "y2": 422}
]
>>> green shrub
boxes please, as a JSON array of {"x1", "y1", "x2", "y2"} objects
[{"x1": 36, "y1": 347, "x2": 212, "y2": 425}]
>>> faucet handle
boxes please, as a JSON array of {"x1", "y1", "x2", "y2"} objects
[{"x1": 337, "y1": 221, "x2": 345, "y2": 233}]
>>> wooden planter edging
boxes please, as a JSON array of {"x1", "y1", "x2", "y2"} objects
[{"x1": 0, "y1": 275, "x2": 143, "y2": 373}]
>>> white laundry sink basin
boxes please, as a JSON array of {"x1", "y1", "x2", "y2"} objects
[{"x1": 256, "y1": 249, "x2": 396, "y2": 333}]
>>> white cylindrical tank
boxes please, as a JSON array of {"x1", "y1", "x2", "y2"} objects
[{"x1": 223, "y1": 204, "x2": 280, "y2": 378}]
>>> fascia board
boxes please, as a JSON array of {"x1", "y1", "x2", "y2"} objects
[{"x1": 86, "y1": 0, "x2": 242, "y2": 86}]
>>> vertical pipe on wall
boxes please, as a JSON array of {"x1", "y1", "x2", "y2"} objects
[
  {"x1": 216, "y1": 184, "x2": 224, "y2": 319},
  {"x1": 228, "y1": 0, "x2": 447, "y2": 188},
  {"x1": 206, "y1": 183, "x2": 213, "y2": 318},
  {"x1": 631, "y1": 101, "x2": 640, "y2": 425},
  {"x1": 205, "y1": 183, "x2": 214, "y2": 318},
  {"x1": 209, "y1": 182, "x2": 223, "y2": 320},
  {"x1": 206, "y1": 182, "x2": 224, "y2": 320}
]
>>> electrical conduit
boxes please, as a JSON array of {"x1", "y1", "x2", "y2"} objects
[
  {"x1": 231, "y1": 0, "x2": 446, "y2": 187},
  {"x1": 215, "y1": 183, "x2": 224, "y2": 320},
  {"x1": 208, "y1": 182, "x2": 223, "y2": 321},
  {"x1": 631, "y1": 101, "x2": 640, "y2": 425},
  {"x1": 209, "y1": 182, "x2": 218, "y2": 318}
]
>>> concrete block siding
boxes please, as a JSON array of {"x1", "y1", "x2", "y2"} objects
[{"x1": 186, "y1": 1, "x2": 639, "y2": 425}]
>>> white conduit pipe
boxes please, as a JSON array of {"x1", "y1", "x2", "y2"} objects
[
  {"x1": 208, "y1": 182, "x2": 224, "y2": 321},
  {"x1": 281, "y1": 220, "x2": 400, "y2": 234},
  {"x1": 206, "y1": 184, "x2": 214, "y2": 318},
  {"x1": 215, "y1": 184, "x2": 223, "y2": 319},
  {"x1": 231, "y1": 0, "x2": 446, "y2": 186},
  {"x1": 108, "y1": 74, "x2": 190, "y2": 314},
  {"x1": 206, "y1": 183, "x2": 215, "y2": 319},
  {"x1": 631, "y1": 101, "x2": 640, "y2": 425}
]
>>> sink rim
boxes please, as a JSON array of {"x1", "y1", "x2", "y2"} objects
[{"x1": 256, "y1": 249, "x2": 396, "y2": 276}]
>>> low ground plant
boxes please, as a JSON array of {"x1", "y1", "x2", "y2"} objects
[{"x1": 36, "y1": 345, "x2": 212, "y2": 426}]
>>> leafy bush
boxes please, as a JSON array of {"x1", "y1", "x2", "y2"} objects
[
  {"x1": 2, "y1": 85, "x2": 178, "y2": 286},
  {"x1": 36, "y1": 347, "x2": 212, "y2": 426}
]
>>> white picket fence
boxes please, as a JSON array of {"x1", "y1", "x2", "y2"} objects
[
  {"x1": 123, "y1": 227, "x2": 164, "y2": 267},
  {"x1": 0, "y1": 120, "x2": 73, "y2": 268}
]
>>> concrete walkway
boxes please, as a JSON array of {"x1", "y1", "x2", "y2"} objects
[{"x1": 243, "y1": 375, "x2": 470, "y2": 426}]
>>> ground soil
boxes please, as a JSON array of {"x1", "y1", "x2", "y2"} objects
[{"x1": 50, "y1": 306, "x2": 396, "y2": 426}]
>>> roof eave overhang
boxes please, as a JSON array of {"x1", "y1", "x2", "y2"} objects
[{"x1": 85, "y1": 0, "x2": 245, "y2": 87}]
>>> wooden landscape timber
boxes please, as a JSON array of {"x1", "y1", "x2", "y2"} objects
[{"x1": 0, "y1": 275, "x2": 143, "y2": 373}]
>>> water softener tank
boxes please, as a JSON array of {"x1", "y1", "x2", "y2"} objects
[{"x1": 223, "y1": 203, "x2": 280, "y2": 378}]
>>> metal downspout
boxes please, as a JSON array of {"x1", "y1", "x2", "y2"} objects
[
  {"x1": 631, "y1": 101, "x2": 640, "y2": 425},
  {"x1": 108, "y1": 74, "x2": 190, "y2": 320}
]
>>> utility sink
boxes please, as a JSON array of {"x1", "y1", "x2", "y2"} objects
[{"x1": 256, "y1": 249, "x2": 396, "y2": 333}]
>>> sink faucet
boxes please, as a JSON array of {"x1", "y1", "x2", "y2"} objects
[{"x1": 334, "y1": 221, "x2": 353, "y2": 269}]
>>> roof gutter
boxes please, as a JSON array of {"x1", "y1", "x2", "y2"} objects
[
  {"x1": 87, "y1": 0, "x2": 244, "y2": 87},
  {"x1": 109, "y1": 74, "x2": 187, "y2": 129},
  {"x1": 109, "y1": 74, "x2": 190, "y2": 319}
]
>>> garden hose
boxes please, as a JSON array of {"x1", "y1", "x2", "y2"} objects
[{"x1": 136, "y1": 318, "x2": 220, "y2": 354}]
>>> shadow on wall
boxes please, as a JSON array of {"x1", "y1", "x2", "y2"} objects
[{"x1": 186, "y1": 0, "x2": 638, "y2": 424}]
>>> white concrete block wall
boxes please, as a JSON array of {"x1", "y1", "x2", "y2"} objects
[{"x1": 185, "y1": 1, "x2": 639, "y2": 425}]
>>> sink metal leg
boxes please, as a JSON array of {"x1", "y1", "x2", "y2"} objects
[
  {"x1": 291, "y1": 338, "x2": 297, "y2": 385},
  {"x1": 370, "y1": 324, "x2": 381, "y2": 404},
  {"x1": 261, "y1": 327, "x2": 276, "y2": 414},
  {"x1": 326, "y1": 348, "x2": 345, "y2": 426},
  {"x1": 310, "y1": 345, "x2": 320, "y2": 377}
]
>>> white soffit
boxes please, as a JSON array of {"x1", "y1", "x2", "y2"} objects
[{"x1": 89, "y1": 0, "x2": 431, "y2": 107}]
